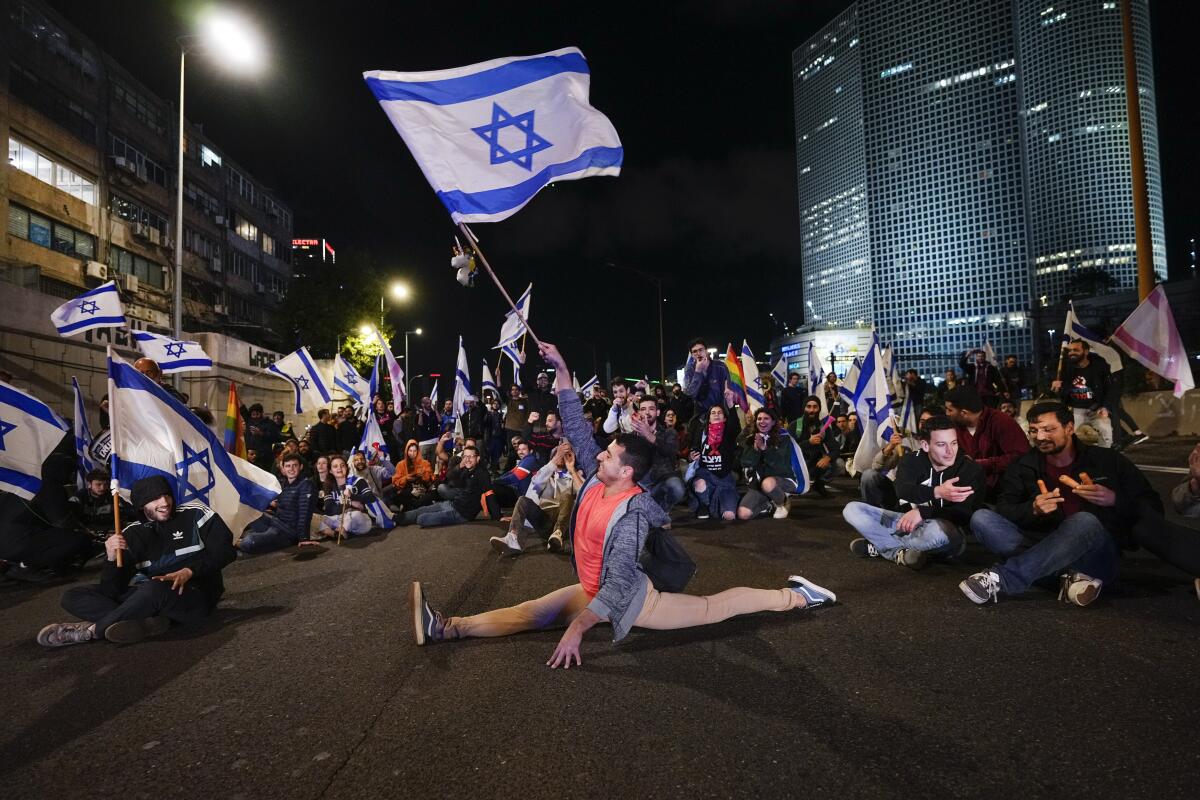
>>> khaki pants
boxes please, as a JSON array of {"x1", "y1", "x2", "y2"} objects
[{"x1": 444, "y1": 576, "x2": 800, "y2": 639}]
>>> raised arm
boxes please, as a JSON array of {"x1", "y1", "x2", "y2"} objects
[{"x1": 538, "y1": 342, "x2": 600, "y2": 470}]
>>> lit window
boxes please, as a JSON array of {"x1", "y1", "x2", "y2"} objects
[
  {"x1": 200, "y1": 145, "x2": 222, "y2": 167},
  {"x1": 235, "y1": 215, "x2": 258, "y2": 243},
  {"x1": 8, "y1": 137, "x2": 97, "y2": 204}
]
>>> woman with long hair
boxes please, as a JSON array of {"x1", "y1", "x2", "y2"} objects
[
  {"x1": 391, "y1": 439, "x2": 435, "y2": 511},
  {"x1": 738, "y1": 407, "x2": 797, "y2": 521},
  {"x1": 316, "y1": 455, "x2": 375, "y2": 539},
  {"x1": 688, "y1": 405, "x2": 742, "y2": 521}
]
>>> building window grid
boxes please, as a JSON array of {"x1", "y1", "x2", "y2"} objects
[
  {"x1": 8, "y1": 137, "x2": 97, "y2": 204},
  {"x1": 110, "y1": 193, "x2": 168, "y2": 235},
  {"x1": 108, "y1": 134, "x2": 167, "y2": 188},
  {"x1": 8, "y1": 203, "x2": 96, "y2": 260}
]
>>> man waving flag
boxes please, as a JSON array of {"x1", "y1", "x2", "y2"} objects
[{"x1": 364, "y1": 47, "x2": 622, "y2": 223}]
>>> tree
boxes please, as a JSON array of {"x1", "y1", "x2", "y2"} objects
[
  {"x1": 278, "y1": 249, "x2": 395, "y2": 358},
  {"x1": 342, "y1": 323, "x2": 395, "y2": 374}
]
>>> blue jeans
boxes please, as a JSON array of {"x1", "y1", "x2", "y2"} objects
[
  {"x1": 238, "y1": 515, "x2": 302, "y2": 554},
  {"x1": 859, "y1": 469, "x2": 899, "y2": 510},
  {"x1": 690, "y1": 468, "x2": 738, "y2": 518},
  {"x1": 842, "y1": 501, "x2": 963, "y2": 560},
  {"x1": 649, "y1": 475, "x2": 686, "y2": 513},
  {"x1": 402, "y1": 500, "x2": 469, "y2": 528},
  {"x1": 969, "y1": 509, "x2": 1118, "y2": 594}
]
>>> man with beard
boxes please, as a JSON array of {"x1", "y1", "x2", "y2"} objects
[
  {"x1": 630, "y1": 396, "x2": 683, "y2": 513},
  {"x1": 792, "y1": 396, "x2": 838, "y2": 497},
  {"x1": 962, "y1": 402, "x2": 1159, "y2": 607},
  {"x1": 1052, "y1": 339, "x2": 1113, "y2": 449},
  {"x1": 37, "y1": 476, "x2": 237, "y2": 647}
]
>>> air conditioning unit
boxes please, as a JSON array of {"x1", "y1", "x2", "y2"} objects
[
  {"x1": 210, "y1": 257, "x2": 223, "y2": 273},
  {"x1": 213, "y1": 304, "x2": 227, "y2": 315},
  {"x1": 132, "y1": 222, "x2": 151, "y2": 240},
  {"x1": 148, "y1": 228, "x2": 162, "y2": 245},
  {"x1": 85, "y1": 261, "x2": 108, "y2": 280},
  {"x1": 111, "y1": 156, "x2": 135, "y2": 174},
  {"x1": 116, "y1": 273, "x2": 139, "y2": 292}
]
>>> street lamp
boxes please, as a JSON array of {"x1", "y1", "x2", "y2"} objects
[
  {"x1": 173, "y1": 9, "x2": 265, "y2": 355},
  {"x1": 607, "y1": 262, "x2": 664, "y2": 380},
  {"x1": 380, "y1": 280, "x2": 411, "y2": 326},
  {"x1": 404, "y1": 327, "x2": 422, "y2": 402}
]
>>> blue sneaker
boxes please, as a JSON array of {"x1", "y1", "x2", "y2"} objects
[{"x1": 787, "y1": 575, "x2": 837, "y2": 608}]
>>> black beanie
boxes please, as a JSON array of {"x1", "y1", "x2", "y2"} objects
[{"x1": 130, "y1": 475, "x2": 174, "y2": 514}]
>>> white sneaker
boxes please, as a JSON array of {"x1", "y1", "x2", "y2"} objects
[
  {"x1": 489, "y1": 532, "x2": 522, "y2": 557},
  {"x1": 1059, "y1": 571, "x2": 1102, "y2": 607},
  {"x1": 772, "y1": 502, "x2": 790, "y2": 520}
]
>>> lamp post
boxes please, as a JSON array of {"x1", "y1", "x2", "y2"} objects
[
  {"x1": 380, "y1": 281, "x2": 411, "y2": 326},
  {"x1": 173, "y1": 10, "x2": 264, "y2": 385},
  {"x1": 607, "y1": 262, "x2": 664, "y2": 381},
  {"x1": 404, "y1": 328, "x2": 422, "y2": 402}
]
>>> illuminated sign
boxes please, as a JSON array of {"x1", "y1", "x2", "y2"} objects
[{"x1": 292, "y1": 238, "x2": 319, "y2": 246}]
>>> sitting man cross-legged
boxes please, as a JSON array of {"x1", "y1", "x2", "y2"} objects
[
  {"x1": 489, "y1": 441, "x2": 583, "y2": 555},
  {"x1": 237, "y1": 453, "x2": 316, "y2": 554},
  {"x1": 961, "y1": 401, "x2": 1160, "y2": 607},
  {"x1": 410, "y1": 342, "x2": 836, "y2": 666},
  {"x1": 400, "y1": 446, "x2": 491, "y2": 528},
  {"x1": 38, "y1": 476, "x2": 237, "y2": 647},
  {"x1": 843, "y1": 415, "x2": 984, "y2": 569}
]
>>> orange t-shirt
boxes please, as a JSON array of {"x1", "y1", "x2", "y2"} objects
[{"x1": 574, "y1": 483, "x2": 642, "y2": 597}]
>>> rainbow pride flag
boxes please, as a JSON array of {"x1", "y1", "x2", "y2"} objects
[
  {"x1": 724, "y1": 344, "x2": 749, "y2": 411},
  {"x1": 224, "y1": 380, "x2": 247, "y2": 459}
]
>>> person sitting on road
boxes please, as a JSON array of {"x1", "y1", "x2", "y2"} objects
[
  {"x1": 631, "y1": 396, "x2": 685, "y2": 514},
  {"x1": 858, "y1": 408, "x2": 937, "y2": 510},
  {"x1": 738, "y1": 407, "x2": 797, "y2": 521},
  {"x1": 962, "y1": 401, "x2": 1161, "y2": 607},
  {"x1": 69, "y1": 468, "x2": 133, "y2": 552},
  {"x1": 943, "y1": 385, "x2": 1029, "y2": 500},
  {"x1": 491, "y1": 440, "x2": 542, "y2": 509},
  {"x1": 489, "y1": 442, "x2": 584, "y2": 555},
  {"x1": 687, "y1": 404, "x2": 742, "y2": 521},
  {"x1": 37, "y1": 475, "x2": 237, "y2": 647},
  {"x1": 843, "y1": 415, "x2": 985, "y2": 570},
  {"x1": 835, "y1": 413, "x2": 859, "y2": 473},
  {"x1": 793, "y1": 396, "x2": 839, "y2": 497},
  {"x1": 522, "y1": 410, "x2": 562, "y2": 463},
  {"x1": 237, "y1": 453, "x2": 317, "y2": 554},
  {"x1": 316, "y1": 455, "x2": 376, "y2": 539},
  {"x1": 410, "y1": 342, "x2": 836, "y2": 665},
  {"x1": 399, "y1": 446, "x2": 491, "y2": 528},
  {"x1": 390, "y1": 439, "x2": 436, "y2": 511},
  {"x1": 601, "y1": 377, "x2": 635, "y2": 437},
  {"x1": 1127, "y1": 442, "x2": 1200, "y2": 601}
]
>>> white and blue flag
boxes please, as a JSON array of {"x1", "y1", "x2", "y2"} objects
[
  {"x1": 372, "y1": 327, "x2": 406, "y2": 404},
  {"x1": 357, "y1": 408, "x2": 392, "y2": 464},
  {"x1": 453, "y1": 336, "x2": 472, "y2": 415},
  {"x1": 267, "y1": 347, "x2": 332, "y2": 414},
  {"x1": 740, "y1": 340, "x2": 765, "y2": 412},
  {"x1": 784, "y1": 432, "x2": 811, "y2": 496},
  {"x1": 352, "y1": 414, "x2": 397, "y2": 531},
  {"x1": 1063, "y1": 302, "x2": 1123, "y2": 373},
  {"x1": 481, "y1": 359, "x2": 498, "y2": 396},
  {"x1": 71, "y1": 377, "x2": 96, "y2": 489},
  {"x1": 500, "y1": 342, "x2": 523, "y2": 385},
  {"x1": 132, "y1": 331, "x2": 213, "y2": 373},
  {"x1": 364, "y1": 47, "x2": 623, "y2": 223},
  {"x1": 807, "y1": 342, "x2": 828, "y2": 416},
  {"x1": 839, "y1": 357, "x2": 862, "y2": 409},
  {"x1": 50, "y1": 280, "x2": 127, "y2": 336},
  {"x1": 850, "y1": 336, "x2": 896, "y2": 476},
  {"x1": 0, "y1": 380, "x2": 68, "y2": 499},
  {"x1": 107, "y1": 351, "x2": 279, "y2": 534},
  {"x1": 771, "y1": 355, "x2": 788, "y2": 389},
  {"x1": 495, "y1": 283, "x2": 532, "y2": 349},
  {"x1": 580, "y1": 375, "x2": 598, "y2": 399},
  {"x1": 334, "y1": 354, "x2": 368, "y2": 408},
  {"x1": 429, "y1": 380, "x2": 439, "y2": 408},
  {"x1": 367, "y1": 355, "x2": 381, "y2": 406}
]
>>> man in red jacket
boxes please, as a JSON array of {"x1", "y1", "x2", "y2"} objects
[{"x1": 944, "y1": 386, "x2": 1029, "y2": 500}]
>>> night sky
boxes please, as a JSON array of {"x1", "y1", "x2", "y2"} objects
[{"x1": 51, "y1": 0, "x2": 1198, "y2": 382}]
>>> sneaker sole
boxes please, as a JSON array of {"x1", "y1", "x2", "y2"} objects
[
  {"x1": 410, "y1": 582, "x2": 427, "y2": 646},
  {"x1": 1068, "y1": 583, "x2": 1102, "y2": 607},
  {"x1": 958, "y1": 580, "x2": 992, "y2": 605},
  {"x1": 104, "y1": 616, "x2": 170, "y2": 645},
  {"x1": 489, "y1": 537, "x2": 522, "y2": 557},
  {"x1": 848, "y1": 539, "x2": 875, "y2": 558},
  {"x1": 36, "y1": 623, "x2": 91, "y2": 647},
  {"x1": 787, "y1": 575, "x2": 837, "y2": 605}
]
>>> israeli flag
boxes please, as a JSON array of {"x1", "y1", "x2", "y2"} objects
[
  {"x1": 740, "y1": 340, "x2": 765, "y2": 412},
  {"x1": 367, "y1": 355, "x2": 381, "y2": 406},
  {"x1": 0, "y1": 380, "x2": 69, "y2": 499},
  {"x1": 850, "y1": 336, "x2": 896, "y2": 476},
  {"x1": 132, "y1": 331, "x2": 213, "y2": 373},
  {"x1": 357, "y1": 408, "x2": 391, "y2": 464},
  {"x1": 783, "y1": 431, "x2": 811, "y2": 496},
  {"x1": 267, "y1": 347, "x2": 332, "y2": 414},
  {"x1": 364, "y1": 47, "x2": 623, "y2": 223},
  {"x1": 481, "y1": 359, "x2": 498, "y2": 396},
  {"x1": 1063, "y1": 302, "x2": 1123, "y2": 373},
  {"x1": 495, "y1": 283, "x2": 532, "y2": 348},
  {"x1": 71, "y1": 377, "x2": 96, "y2": 489},
  {"x1": 50, "y1": 280, "x2": 127, "y2": 336},
  {"x1": 373, "y1": 327, "x2": 406, "y2": 404},
  {"x1": 580, "y1": 375, "x2": 598, "y2": 398},
  {"x1": 840, "y1": 357, "x2": 862, "y2": 407},
  {"x1": 334, "y1": 355, "x2": 367, "y2": 408},
  {"x1": 807, "y1": 342, "x2": 828, "y2": 416},
  {"x1": 500, "y1": 342, "x2": 523, "y2": 385},
  {"x1": 108, "y1": 351, "x2": 279, "y2": 534},
  {"x1": 771, "y1": 355, "x2": 788, "y2": 389},
  {"x1": 429, "y1": 380, "x2": 439, "y2": 408},
  {"x1": 453, "y1": 336, "x2": 472, "y2": 415}
]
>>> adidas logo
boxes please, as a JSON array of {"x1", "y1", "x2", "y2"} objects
[{"x1": 172, "y1": 531, "x2": 184, "y2": 540}]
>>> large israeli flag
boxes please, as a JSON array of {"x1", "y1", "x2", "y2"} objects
[
  {"x1": 50, "y1": 280, "x2": 127, "y2": 336},
  {"x1": 132, "y1": 331, "x2": 213, "y2": 373},
  {"x1": 71, "y1": 376, "x2": 96, "y2": 489},
  {"x1": 453, "y1": 336, "x2": 472, "y2": 415},
  {"x1": 108, "y1": 351, "x2": 279, "y2": 534},
  {"x1": 850, "y1": 336, "x2": 896, "y2": 476},
  {"x1": 267, "y1": 347, "x2": 332, "y2": 414},
  {"x1": 334, "y1": 355, "x2": 368, "y2": 408},
  {"x1": 495, "y1": 283, "x2": 532, "y2": 348},
  {"x1": 364, "y1": 47, "x2": 623, "y2": 223},
  {"x1": 0, "y1": 380, "x2": 69, "y2": 499}
]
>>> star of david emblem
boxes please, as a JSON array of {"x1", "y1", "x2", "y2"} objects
[
  {"x1": 78, "y1": 299, "x2": 101, "y2": 316},
  {"x1": 295, "y1": 375, "x2": 311, "y2": 391},
  {"x1": 175, "y1": 442, "x2": 215, "y2": 506},
  {"x1": 164, "y1": 341, "x2": 188, "y2": 358},
  {"x1": 0, "y1": 417, "x2": 16, "y2": 451},
  {"x1": 343, "y1": 369, "x2": 359, "y2": 386},
  {"x1": 471, "y1": 103, "x2": 553, "y2": 171}
]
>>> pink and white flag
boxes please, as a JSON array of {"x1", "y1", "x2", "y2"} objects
[{"x1": 1111, "y1": 285, "x2": 1195, "y2": 398}]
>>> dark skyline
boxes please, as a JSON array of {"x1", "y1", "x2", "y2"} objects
[{"x1": 48, "y1": 0, "x2": 1198, "y2": 381}]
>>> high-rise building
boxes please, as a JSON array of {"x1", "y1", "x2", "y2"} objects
[{"x1": 793, "y1": 0, "x2": 1166, "y2": 378}]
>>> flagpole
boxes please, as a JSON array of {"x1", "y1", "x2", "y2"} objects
[
  {"x1": 105, "y1": 346, "x2": 124, "y2": 568},
  {"x1": 458, "y1": 223, "x2": 542, "y2": 347},
  {"x1": 111, "y1": 477, "x2": 123, "y2": 568}
]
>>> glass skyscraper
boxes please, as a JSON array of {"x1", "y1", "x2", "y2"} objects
[{"x1": 793, "y1": 0, "x2": 1165, "y2": 378}]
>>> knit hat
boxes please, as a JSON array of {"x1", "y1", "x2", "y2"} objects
[{"x1": 130, "y1": 475, "x2": 173, "y2": 513}]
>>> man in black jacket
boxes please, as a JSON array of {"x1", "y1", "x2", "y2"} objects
[
  {"x1": 632, "y1": 396, "x2": 682, "y2": 512},
  {"x1": 37, "y1": 475, "x2": 238, "y2": 647},
  {"x1": 308, "y1": 409, "x2": 338, "y2": 455},
  {"x1": 842, "y1": 416, "x2": 985, "y2": 570},
  {"x1": 69, "y1": 468, "x2": 133, "y2": 549},
  {"x1": 1052, "y1": 339, "x2": 1113, "y2": 448},
  {"x1": 962, "y1": 401, "x2": 1160, "y2": 607},
  {"x1": 779, "y1": 373, "x2": 807, "y2": 425},
  {"x1": 400, "y1": 446, "x2": 491, "y2": 527},
  {"x1": 237, "y1": 453, "x2": 316, "y2": 553},
  {"x1": 959, "y1": 350, "x2": 1005, "y2": 408}
]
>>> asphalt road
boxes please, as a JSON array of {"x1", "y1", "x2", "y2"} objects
[{"x1": 2, "y1": 466, "x2": 1198, "y2": 800}]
